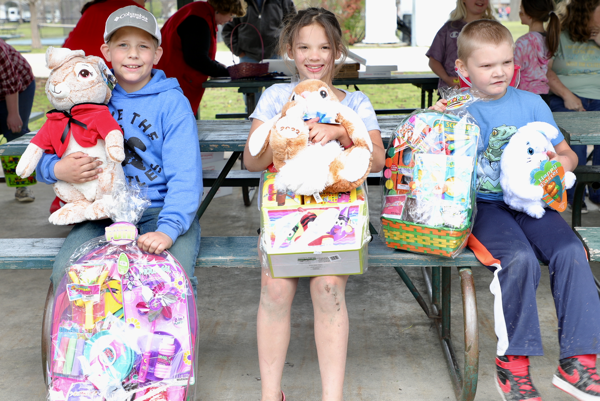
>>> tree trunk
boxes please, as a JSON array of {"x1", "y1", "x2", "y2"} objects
[{"x1": 29, "y1": 0, "x2": 42, "y2": 49}]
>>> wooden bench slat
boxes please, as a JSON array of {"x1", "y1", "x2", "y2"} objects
[{"x1": 0, "y1": 237, "x2": 482, "y2": 270}]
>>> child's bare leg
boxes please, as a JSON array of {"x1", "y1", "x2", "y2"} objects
[
  {"x1": 310, "y1": 275, "x2": 349, "y2": 401},
  {"x1": 257, "y1": 271, "x2": 298, "y2": 401}
]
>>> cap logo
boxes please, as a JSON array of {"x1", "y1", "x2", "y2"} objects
[{"x1": 114, "y1": 12, "x2": 149, "y2": 22}]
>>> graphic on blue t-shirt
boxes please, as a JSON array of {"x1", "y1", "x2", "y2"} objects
[{"x1": 477, "y1": 124, "x2": 517, "y2": 194}]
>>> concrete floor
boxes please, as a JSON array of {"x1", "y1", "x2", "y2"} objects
[{"x1": 1, "y1": 163, "x2": 600, "y2": 401}]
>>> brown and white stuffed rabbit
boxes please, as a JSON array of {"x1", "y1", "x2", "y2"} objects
[
  {"x1": 248, "y1": 79, "x2": 373, "y2": 195},
  {"x1": 16, "y1": 47, "x2": 125, "y2": 225}
]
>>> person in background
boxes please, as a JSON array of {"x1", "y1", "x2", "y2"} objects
[
  {"x1": 0, "y1": 39, "x2": 35, "y2": 202},
  {"x1": 222, "y1": 0, "x2": 296, "y2": 110},
  {"x1": 62, "y1": 0, "x2": 146, "y2": 66},
  {"x1": 157, "y1": 0, "x2": 246, "y2": 115},
  {"x1": 547, "y1": 0, "x2": 600, "y2": 212},
  {"x1": 514, "y1": 0, "x2": 560, "y2": 103},
  {"x1": 426, "y1": 0, "x2": 495, "y2": 91},
  {"x1": 222, "y1": 0, "x2": 296, "y2": 63}
]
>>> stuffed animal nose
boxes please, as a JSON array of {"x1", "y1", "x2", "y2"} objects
[
  {"x1": 301, "y1": 91, "x2": 310, "y2": 99},
  {"x1": 49, "y1": 82, "x2": 70, "y2": 99}
]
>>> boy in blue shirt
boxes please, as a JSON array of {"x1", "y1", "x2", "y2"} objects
[
  {"x1": 37, "y1": 6, "x2": 202, "y2": 293},
  {"x1": 433, "y1": 20, "x2": 600, "y2": 401}
]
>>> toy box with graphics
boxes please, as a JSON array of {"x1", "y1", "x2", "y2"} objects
[{"x1": 259, "y1": 170, "x2": 370, "y2": 278}]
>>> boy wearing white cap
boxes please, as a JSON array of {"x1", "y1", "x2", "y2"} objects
[{"x1": 37, "y1": 6, "x2": 203, "y2": 294}]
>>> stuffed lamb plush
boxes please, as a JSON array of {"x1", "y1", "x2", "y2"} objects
[
  {"x1": 16, "y1": 47, "x2": 125, "y2": 225},
  {"x1": 500, "y1": 122, "x2": 576, "y2": 218},
  {"x1": 248, "y1": 79, "x2": 373, "y2": 195}
]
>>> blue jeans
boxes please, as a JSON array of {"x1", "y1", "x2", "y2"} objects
[
  {"x1": 548, "y1": 94, "x2": 600, "y2": 204},
  {"x1": 0, "y1": 81, "x2": 35, "y2": 141},
  {"x1": 50, "y1": 207, "x2": 200, "y2": 296}
]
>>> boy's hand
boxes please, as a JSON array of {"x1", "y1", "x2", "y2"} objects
[
  {"x1": 54, "y1": 152, "x2": 103, "y2": 183},
  {"x1": 138, "y1": 231, "x2": 173, "y2": 254},
  {"x1": 547, "y1": 151, "x2": 572, "y2": 170},
  {"x1": 429, "y1": 99, "x2": 448, "y2": 112},
  {"x1": 306, "y1": 118, "x2": 351, "y2": 147}
]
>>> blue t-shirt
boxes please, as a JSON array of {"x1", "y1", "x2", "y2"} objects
[
  {"x1": 250, "y1": 82, "x2": 381, "y2": 132},
  {"x1": 468, "y1": 86, "x2": 564, "y2": 201}
]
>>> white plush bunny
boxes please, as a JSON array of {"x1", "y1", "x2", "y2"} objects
[
  {"x1": 248, "y1": 79, "x2": 373, "y2": 195},
  {"x1": 16, "y1": 47, "x2": 125, "y2": 225},
  {"x1": 500, "y1": 122, "x2": 576, "y2": 218}
]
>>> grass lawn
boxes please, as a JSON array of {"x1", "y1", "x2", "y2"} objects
[{"x1": 31, "y1": 79, "x2": 424, "y2": 130}]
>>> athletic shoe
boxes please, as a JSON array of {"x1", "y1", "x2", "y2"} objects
[
  {"x1": 15, "y1": 186, "x2": 35, "y2": 202},
  {"x1": 495, "y1": 355, "x2": 542, "y2": 401},
  {"x1": 553, "y1": 354, "x2": 600, "y2": 400}
]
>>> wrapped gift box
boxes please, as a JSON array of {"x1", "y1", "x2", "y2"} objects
[{"x1": 259, "y1": 171, "x2": 370, "y2": 278}]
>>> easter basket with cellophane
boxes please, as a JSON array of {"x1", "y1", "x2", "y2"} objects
[{"x1": 380, "y1": 89, "x2": 482, "y2": 258}]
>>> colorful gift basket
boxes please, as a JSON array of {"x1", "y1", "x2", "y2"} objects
[
  {"x1": 380, "y1": 91, "x2": 481, "y2": 258},
  {"x1": 44, "y1": 183, "x2": 198, "y2": 401},
  {"x1": 258, "y1": 170, "x2": 371, "y2": 278}
]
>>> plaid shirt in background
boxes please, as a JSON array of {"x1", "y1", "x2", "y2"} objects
[{"x1": 0, "y1": 40, "x2": 34, "y2": 102}]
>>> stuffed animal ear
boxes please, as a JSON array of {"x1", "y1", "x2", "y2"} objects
[
  {"x1": 95, "y1": 58, "x2": 117, "y2": 92},
  {"x1": 522, "y1": 122, "x2": 559, "y2": 141},
  {"x1": 248, "y1": 113, "x2": 281, "y2": 157},
  {"x1": 46, "y1": 47, "x2": 85, "y2": 70}
]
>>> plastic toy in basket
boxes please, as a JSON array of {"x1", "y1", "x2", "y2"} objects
[
  {"x1": 380, "y1": 89, "x2": 481, "y2": 257},
  {"x1": 44, "y1": 181, "x2": 198, "y2": 401}
]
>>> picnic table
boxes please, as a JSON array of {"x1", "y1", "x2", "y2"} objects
[
  {"x1": 1, "y1": 112, "x2": 599, "y2": 401},
  {"x1": 203, "y1": 74, "x2": 439, "y2": 118}
]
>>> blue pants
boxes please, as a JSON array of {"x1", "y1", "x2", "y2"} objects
[
  {"x1": 548, "y1": 94, "x2": 600, "y2": 204},
  {"x1": 0, "y1": 81, "x2": 35, "y2": 141},
  {"x1": 468, "y1": 199, "x2": 600, "y2": 359},
  {"x1": 50, "y1": 207, "x2": 200, "y2": 296}
]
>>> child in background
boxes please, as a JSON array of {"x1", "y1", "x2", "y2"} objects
[
  {"x1": 427, "y1": 0, "x2": 495, "y2": 90},
  {"x1": 36, "y1": 6, "x2": 202, "y2": 295},
  {"x1": 243, "y1": 8, "x2": 384, "y2": 401},
  {"x1": 432, "y1": 20, "x2": 600, "y2": 401},
  {"x1": 515, "y1": 0, "x2": 560, "y2": 101}
]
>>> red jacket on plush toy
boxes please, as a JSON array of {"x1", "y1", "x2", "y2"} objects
[{"x1": 16, "y1": 47, "x2": 125, "y2": 225}]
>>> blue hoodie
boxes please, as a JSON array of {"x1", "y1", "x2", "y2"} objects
[{"x1": 36, "y1": 70, "x2": 203, "y2": 243}]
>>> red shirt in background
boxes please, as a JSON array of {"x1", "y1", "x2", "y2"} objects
[{"x1": 62, "y1": 0, "x2": 145, "y2": 68}]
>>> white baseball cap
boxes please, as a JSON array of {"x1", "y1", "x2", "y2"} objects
[{"x1": 104, "y1": 6, "x2": 161, "y2": 45}]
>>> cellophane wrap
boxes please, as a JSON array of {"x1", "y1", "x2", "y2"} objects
[
  {"x1": 258, "y1": 169, "x2": 371, "y2": 278},
  {"x1": 379, "y1": 88, "x2": 482, "y2": 258},
  {"x1": 46, "y1": 182, "x2": 198, "y2": 401}
]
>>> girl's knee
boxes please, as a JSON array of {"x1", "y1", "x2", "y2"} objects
[
  {"x1": 260, "y1": 278, "x2": 295, "y2": 310},
  {"x1": 310, "y1": 276, "x2": 347, "y2": 310}
]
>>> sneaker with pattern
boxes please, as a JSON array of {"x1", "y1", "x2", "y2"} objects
[
  {"x1": 496, "y1": 355, "x2": 542, "y2": 401},
  {"x1": 14, "y1": 186, "x2": 34, "y2": 202},
  {"x1": 553, "y1": 354, "x2": 600, "y2": 400}
]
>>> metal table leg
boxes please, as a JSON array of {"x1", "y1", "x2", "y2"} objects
[
  {"x1": 41, "y1": 282, "x2": 54, "y2": 386},
  {"x1": 422, "y1": 266, "x2": 479, "y2": 401},
  {"x1": 196, "y1": 152, "x2": 241, "y2": 220}
]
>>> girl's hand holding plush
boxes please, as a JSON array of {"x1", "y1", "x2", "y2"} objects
[{"x1": 305, "y1": 117, "x2": 352, "y2": 147}]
